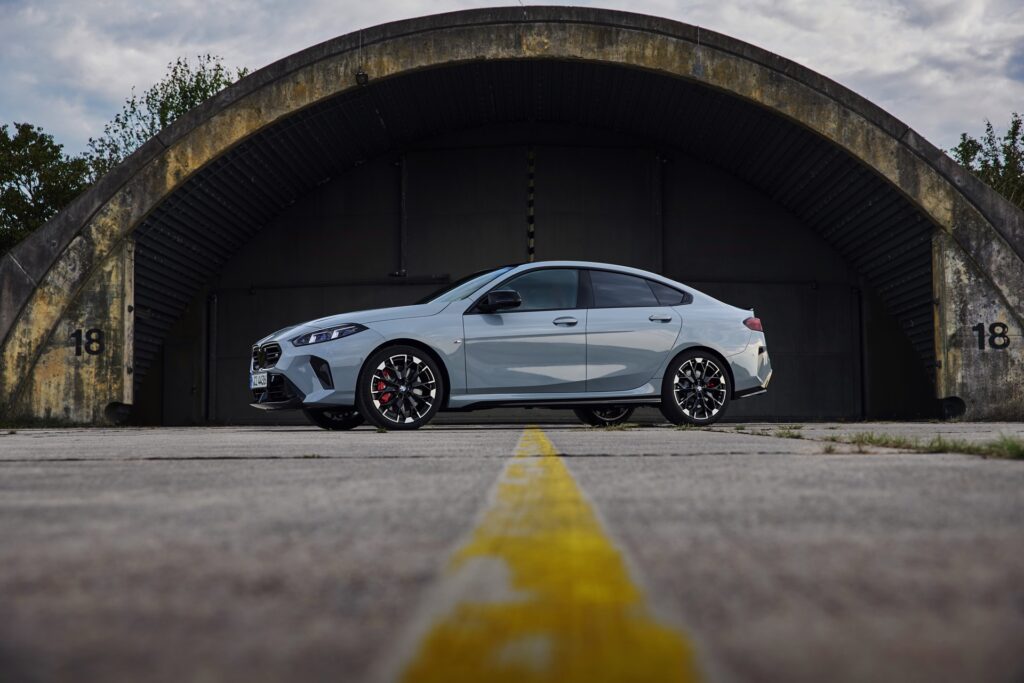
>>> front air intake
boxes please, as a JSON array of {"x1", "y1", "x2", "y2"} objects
[{"x1": 310, "y1": 357, "x2": 334, "y2": 389}]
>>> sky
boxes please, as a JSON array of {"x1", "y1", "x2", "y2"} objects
[{"x1": 1, "y1": 0, "x2": 1022, "y2": 156}]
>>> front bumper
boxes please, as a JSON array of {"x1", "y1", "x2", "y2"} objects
[
  {"x1": 250, "y1": 372, "x2": 305, "y2": 410},
  {"x1": 248, "y1": 328, "x2": 385, "y2": 411}
]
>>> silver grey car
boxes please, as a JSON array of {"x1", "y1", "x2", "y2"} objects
[{"x1": 249, "y1": 261, "x2": 772, "y2": 429}]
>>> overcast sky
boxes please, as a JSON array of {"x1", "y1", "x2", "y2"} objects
[{"x1": 1, "y1": 0, "x2": 1022, "y2": 156}]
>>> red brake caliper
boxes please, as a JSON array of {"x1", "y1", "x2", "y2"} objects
[{"x1": 378, "y1": 370, "x2": 391, "y2": 403}]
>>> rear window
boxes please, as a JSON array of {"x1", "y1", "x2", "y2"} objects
[{"x1": 590, "y1": 270, "x2": 659, "y2": 308}]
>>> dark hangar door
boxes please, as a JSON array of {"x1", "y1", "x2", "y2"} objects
[{"x1": 159, "y1": 140, "x2": 865, "y2": 423}]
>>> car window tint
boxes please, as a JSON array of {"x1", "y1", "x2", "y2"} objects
[
  {"x1": 501, "y1": 269, "x2": 579, "y2": 311},
  {"x1": 648, "y1": 280, "x2": 688, "y2": 305},
  {"x1": 590, "y1": 270, "x2": 660, "y2": 307}
]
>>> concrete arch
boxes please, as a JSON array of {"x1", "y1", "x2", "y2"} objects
[{"x1": 2, "y1": 7, "x2": 1022, "y2": 422}]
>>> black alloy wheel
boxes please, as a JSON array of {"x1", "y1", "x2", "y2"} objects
[
  {"x1": 303, "y1": 407, "x2": 365, "y2": 431},
  {"x1": 357, "y1": 345, "x2": 443, "y2": 430},
  {"x1": 573, "y1": 405, "x2": 636, "y2": 427},
  {"x1": 660, "y1": 350, "x2": 730, "y2": 426}
]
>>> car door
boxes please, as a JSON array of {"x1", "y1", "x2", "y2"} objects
[
  {"x1": 585, "y1": 269, "x2": 683, "y2": 392},
  {"x1": 463, "y1": 268, "x2": 587, "y2": 394}
]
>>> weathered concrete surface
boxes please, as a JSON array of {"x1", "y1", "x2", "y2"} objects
[
  {"x1": 935, "y1": 232, "x2": 1024, "y2": 418},
  {"x1": 2, "y1": 7, "x2": 1023, "y2": 421},
  {"x1": 6, "y1": 240, "x2": 133, "y2": 423},
  {"x1": 0, "y1": 424, "x2": 1021, "y2": 683}
]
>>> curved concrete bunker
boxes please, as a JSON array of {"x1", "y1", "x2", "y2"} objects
[{"x1": 1, "y1": 7, "x2": 1022, "y2": 424}]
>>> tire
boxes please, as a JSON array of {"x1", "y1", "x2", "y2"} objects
[
  {"x1": 660, "y1": 350, "x2": 731, "y2": 426},
  {"x1": 303, "y1": 407, "x2": 364, "y2": 431},
  {"x1": 356, "y1": 345, "x2": 444, "y2": 430},
  {"x1": 573, "y1": 406, "x2": 636, "y2": 427}
]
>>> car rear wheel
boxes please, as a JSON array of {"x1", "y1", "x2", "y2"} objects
[
  {"x1": 303, "y1": 407, "x2": 364, "y2": 431},
  {"x1": 660, "y1": 350, "x2": 730, "y2": 426},
  {"x1": 573, "y1": 406, "x2": 636, "y2": 427},
  {"x1": 357, "y1": 345, "x2": 443, "y2": 430}
]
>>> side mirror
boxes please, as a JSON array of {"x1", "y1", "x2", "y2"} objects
[{"x1": 478, "y1": 289, "x2": 522, "y2": 313}]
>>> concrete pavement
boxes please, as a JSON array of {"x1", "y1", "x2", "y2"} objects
[{"x1": 0, "y1": 423, "x2": 1022, "y2": 682}]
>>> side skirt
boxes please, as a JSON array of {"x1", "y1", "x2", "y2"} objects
[{"x1": 444, "y1": 396, "x2": 661, "y2": 412}]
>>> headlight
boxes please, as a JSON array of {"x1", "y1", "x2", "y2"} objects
[{"x1": 291, "y1": 323, "x2": 367, "y2": 346}]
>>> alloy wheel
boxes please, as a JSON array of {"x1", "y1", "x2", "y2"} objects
[
  {"x1": 369, "y1": 353, "x2": 438, "y2": 425},
  {"x1": 323, "y1": 408, "x2": 359, "y2": 422},
  {"x1": 303, "y1": 406, "x2": 364, "y2": 431},
  {"x1": 673, "y1": 357, "x2": 728, "y2": 422},
  {"x1": 593, "y1": 406, "x2": 631, "y2": 422}
]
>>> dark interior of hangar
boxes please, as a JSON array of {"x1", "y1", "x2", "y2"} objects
[{"x1": 129, "y1": 59, "x2": 939, "y2": 424}]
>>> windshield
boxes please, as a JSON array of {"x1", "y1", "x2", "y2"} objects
[{"x1": 416, "y1": 266, "x2": 516, "y2": 305}]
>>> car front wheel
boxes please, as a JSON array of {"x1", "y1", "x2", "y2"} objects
[
  {"x1": 303, "y1": 407, "x2": 365, "y2": 431},
  {"x1": 660, "y1": 350, "x2": 730, "y2": 426},
  {"x1": 573, "y1": 406, "x2": 636, "y2": 427},
  {"x1": 357, "y1": 345, "x2": 443, "y2": 430}
]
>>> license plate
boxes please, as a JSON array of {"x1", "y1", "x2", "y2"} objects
[{"x1": 250, "y1": 372, "x2": 268, "y2": 389}]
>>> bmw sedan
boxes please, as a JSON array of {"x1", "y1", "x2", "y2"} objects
[{"x1": 249, "y1": 261, "x2": 772, "y2": 430}]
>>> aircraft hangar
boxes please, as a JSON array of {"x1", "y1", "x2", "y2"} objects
[{"x1": 1, "y1": 7, "x2": 1022, "y2": 424}]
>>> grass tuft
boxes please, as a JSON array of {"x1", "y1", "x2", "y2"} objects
[
  {"x1": 774, "y1": 428, "x2": 803, "y2": 439},
  {"x1": 920, "y1": 434, "x2": 1024, "y2": 459},
  {"x1": 375, "y1": 426, "x2": 388, "y2": 434},
  {"x1": 846, "y1": 432, "x2": 918, "y2": 450},
  {"x1": 812, "y1": 431, "x2": 1024, "y2": 460},
  {"x1": 822, "y1": 444, "x2": 836, "y2": 454},
  {"x1": 598, "y1": 423, "x2": 637, "y2": 431},
  {"x1": 734, "y1": 425, "x2": 746, "y2": 431}
]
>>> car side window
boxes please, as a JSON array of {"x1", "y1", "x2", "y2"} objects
[
  {"x1": 499, "y1": 269, "x2": 579, "y2": 311},
  {"x1": 589, "y1": 270, "x2": 659, "y2": 308},
  {"x1": 647, "y1": 280, "x2": 691, "y2": 305}
]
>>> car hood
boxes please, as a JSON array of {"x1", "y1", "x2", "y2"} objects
[{"x1": 258, "y1": 301, "x2": 449, "y2": 344}]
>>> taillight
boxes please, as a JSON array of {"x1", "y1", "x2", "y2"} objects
[{"x1": 744, "y1": 317, "x2": 763, "y2": 332}]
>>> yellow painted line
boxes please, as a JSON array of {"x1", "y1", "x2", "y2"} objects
[{"x1": 400, "y1": 427, "x2": 701, "y2": 683}]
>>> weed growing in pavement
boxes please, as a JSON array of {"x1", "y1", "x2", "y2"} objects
[
  {"x1": 847, "y1": 432, "x2": 918, "y2": 450},
  {"x1": 774, "y1": 428, "x2": 803, "y2": 439},
  {"x1": 597, "y1": 423, "x2": 637, "y2": 431},
  {"x1": 821, "y1": 431, "x2": 1024, "y2": 460},
  {"x1": 674, "y1": 423, "x2": 705, "y2": 431},
  {"x1": 734, "y1": 425, "x2": 746, "y2": 431},
  {"x1": 822, "y1": 444, "x2": 836, "y2": 454},
  {"x1": 299, "y1": 453, "x2": 322, "y2": 459},
  {"x1": 989, "y1": 435, "x2": 1024, "y2": 459},
  {"x1": 919, "y1": 434, "x2": 1024, "y2": 459},
  {"x1": 376, "y1": 426, "x2": 388, "y2": 434}
]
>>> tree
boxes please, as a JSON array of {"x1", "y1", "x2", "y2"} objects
[
  {"x1": 0, "y1": 123, "x2": 90, "y2": 255},
  {"x1": 86, "y1": 54, "x2": 249, "y2": 179},
  {"x1": 950, "y1": 113, "x2": 1024, "y2": 210}
]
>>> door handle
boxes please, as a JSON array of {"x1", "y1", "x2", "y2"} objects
[
  {"x1": 553, "y1": 316, "x2": 578, "y2": 326},
  {"x1": 649, "y1": 314, "x2": 673, "y2": 322}
]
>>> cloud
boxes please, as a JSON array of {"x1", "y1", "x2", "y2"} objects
[{"x1": 1, "y1": 0, "x2": 1022, "y2": 154}]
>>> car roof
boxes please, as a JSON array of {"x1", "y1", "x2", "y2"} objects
[{"x1": 508, "y1": 260, "x2": 683, "y2": 287}]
